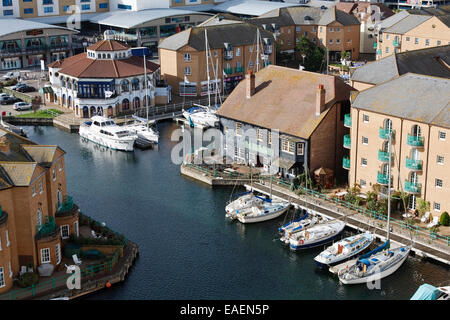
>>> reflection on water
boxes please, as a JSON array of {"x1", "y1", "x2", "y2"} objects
[{"x1": 20, "y1": 123, "x2": 450, "y2": 300}]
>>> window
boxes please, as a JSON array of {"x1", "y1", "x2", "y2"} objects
[
  {"x1": 0, "y1": 267, "x2": 4, "y2": 288},
  {"x1": 439, "y1": 131, "x2": 446, "y2": 140},
  {"x1": 336, "y1": 39, "x2": 340, "y2": 44},
  {"x1": 360, "y1": 179, "x2": 366, "y2": 188},
  {"x1": 347, "y1": 39, "x2": 351, "y2": 43},
  {"x1": 184, "y1": 66, "x2": 191, "y2": 75},
  {"x1": 257, "y1": 128, "x2": 263, "y2": 141},
  {"x1": 24, "y1": 8, "x2": 34, "y2": 14},
  {"x1": 330, "y1": 27, "x2": 334, "y2": 32},
  {"x1": 336, "y1": 27, "x2": 341, "y2": 32},
  {"x1": 296, "y1": 26, "x2": 301, "y2": 32},
  {"x1": 362, "y1": 137, "x2": 368, "y2": 145},
  {"x1": 184, "y1": 53, "x2": 191, "y2": 62},
  {"x1": 39, "y1": 180, "x2": 43, "y2": 194},
  {"x1": 5, "y1": 230, "x2": 9, "y2": 247},
  {"x1": 281, "y1": 139, "x2": 294, "y2": 154},
  {"x1": 0, "y1": 236, "x2": 2, "y2": 250},
  {"x1": 42, "y1": 0, "x2": 53, "y2": 3},
  {"x1": 425, "y1": 39, "x2": 430, "y2": 46},
  {"x1": 63, "y1": 5, "x2": 71, "y2": 12},
  {"x1": 385, "y1": 47, "x2": 389, "y2": 54},
  {"x1": 43, "y1": 7, "x2": 53, "y2": 13},
  {"x1": 3, "y1": 10, "x2": 13, "y2": 16},
  {"x1": 249, "y1": 46, "x2": 253, "y2": 53},
  {"x1": 313, "y1": 26, "x2": 317, "y2": 32},
  {"x1": 81, "y1": 4, "x2": 90, "y2": 10},
  {"x1": 52, "y1": 168, "x2": 56, "y2": 181},
  {"x1": 8, "y1": 261, "x2": 11, "y2": 278},
  {"x1": 437, "y1": 40, "x2": 441, "y2": 46},
  {"x1": 236, "y1": 48, "x2": 241, "y2": 57},
  {"x1": 41, "y1": 248, "x2": 51, "y2": 264},
  {"x1": 74, "y1": 221, "x2": 79, "y2": 237},
  {"x1": 297, "y1": 143, "x2": 304, "y2": 156},
  {"x1": 434, "y1": 202, "x2": 441, "y2": 212},
  {"x1": 361, "y1": 158, "x2": 367, "y2": 166},
  {"x1": 385, "y1": 34, "x2": 390, "y2": 40},
  {"x1": 32, "y1": 185, "x2": 36, "y2": 197},
  {"x1": 118, "y1": 4, "x2": 132, "y2": 9},
  {"x1": 414, "y1": 38, "x2": 419, "y2": 45},
  {"x1": 99, "y1": 3, "x2": 108, "y2": 9},
  {"x1": 58, "y1": 161, "x2": 62, "y2": 172},
  {"x1": 406, "y1": 37, "x2": 410, "y2": 42},
  {"x1": 436, "y1": 178, "x2": 443, "y2": 188},
  {"x1": 61, "y1": 225, "x2": 70, "y2": 239},
  {"x1": 329, "y1": 39, "x2": 333, "y2": 44},
  {"x1": 235, "y1": 122, "x2": 242, "y2": 136},
  {"x1": 363, "y1": 114, "x2": 369, "y2": 123},
  {"x1": 37, "y1": 208, "x2": 42, "y2": 227},
  {"x1": 56, "y1": 244, "x2": 61, "y2": 265},
  {"x1": 2, "y1": 0, "x2": 12, "y2": 5},
  {"x1": 268, "y1": 131, "x2": 272, "y2": 145}
]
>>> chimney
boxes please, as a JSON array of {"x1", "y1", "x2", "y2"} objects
[
  {"x1": 246, "y1": 70, "x2": 255, "y2": 99},
  {"x1": 316, "y1": 84, "x2": 326, "y2": 116}
]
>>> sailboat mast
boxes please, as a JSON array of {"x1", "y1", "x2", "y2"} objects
[
  {"x1": 144, "y1": 54, "x2": 149, "y2": 129},
  {"x1": 386, "y1": 129, "x2": 392, "y2": 240},
  {"x1": 205, "y1": 29, "x2": 211, "y2": 108},
  {"x1": 256, "y1": 28, "x2": 260, "y2": 72}
]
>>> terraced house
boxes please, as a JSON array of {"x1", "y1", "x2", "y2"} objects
[
  {"x1": 249, "y1": 6, "x2": 361, "y2": 61},
  {"x1": 0, "y1": 128, "x2": 79, "y2": 294},
  {"x1": 375, "y1": 10, "x2": 450, "y2": 60},
  {"x1": 216, "y1": 65, "x2": 354, "y2": 180},
  {"x1": 346, "y1": 73, "x2": 450, "y2": 218},
  {"x1": 158, "y1": 21, "x2": 276, "y2": 96}
]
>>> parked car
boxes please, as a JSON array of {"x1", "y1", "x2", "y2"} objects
[
  {"x1": 11, "y1": 83, "x2": 26, "y2": 90},
  {"x1": 0, "y1": 95, "x2": 20, "y2": 105},
  {"x1": 2, "y1": 71, "x2": 19, "y2": 80},
  {"x1": 13, "y1": 102, "x2": 32, "y2": 111},
  {"x1": 16, "y1": 85, "x2": 35, "y2": 93},
  {"x1": 0, "y1": 93, "x2": 9, "y2": 99}
]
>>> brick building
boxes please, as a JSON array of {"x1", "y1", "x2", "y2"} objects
[{"x1": 0, "y1": 129, "x2": 79, "y2": 294}]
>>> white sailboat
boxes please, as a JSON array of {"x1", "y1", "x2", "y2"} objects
[
  {"x1": 236, "y1": 199, "x2": 290, "y2": 224},
  {"x1": 338, "y1": 130, "x2": 411, "y2": 285},
  {"x1": 79, "y1": 116, "x2": 137, "y2": 152},
  {"x1": 314, "y1": 232, "x2": 374, "y2": 268},
  {"x1": 410, "y1": 284, "x2": 450, "y2": 300},
  {"x1": 279, "y1": 212, "x2": 329, "y2": 244},
  {"x1": 225, "y1": 190, "x2": 264, "y2": 220},
  {"x1": 182, "y1": 29, "x2": 219, "y2": 129},
  {"x1": 288, "y1": 219, "x2": 346, "y2": 251}
]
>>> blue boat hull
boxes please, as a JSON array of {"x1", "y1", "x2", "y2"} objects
[{"x1": 289, "y1": 231, "x2": 343, "y2": 251}]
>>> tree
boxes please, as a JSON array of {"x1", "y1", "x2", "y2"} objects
[
  {"x1": 440, "y1": 211, "x2": 449, "y2": 226},
  {"x1": 31, "y1": 96, "x2": 42, "y2": 113},
  {"x1": 294, "y1": 36, "x2": 325, "y2": 72}
]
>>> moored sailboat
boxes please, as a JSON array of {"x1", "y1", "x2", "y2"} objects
[{"x1": 288, "y1": 219, "x2": 346, "y2": 251}]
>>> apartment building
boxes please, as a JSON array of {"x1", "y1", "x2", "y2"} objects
[
  {"x1": 0, "y1": 129, "x2": 79, "y2": 294},
  {"x1": 350, "y1": 45, "x2": 450, "y2": 91},
  {"x1": 216, "y1": 65, "x2": 353, "y2": 180},
  {"x1": 249, "y1": 6, "x2": 361, "y2": 61},
  {"x1": 375, "y1": 11, "x2": 450, "y2": 59},
  {"x1": 158, "y1": 22, "x2": 276, "y2": 96},
  {"x1": 0, "y1": 18, "x2": 79, "y2": 71},
  {"x1": 346, "y1": 73, "x2": 450, "y2": 217}
]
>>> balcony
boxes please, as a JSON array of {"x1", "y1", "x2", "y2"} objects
[
  {"x1": 35, "y1": 216, "x2": 59, "y2": 240},
  {"x1": 378, "y1": 150, "x2": 393, "y2": 163},
  {"x1": 405, "y1": 157, "x2": 422, "y2": 171},
  {"x1": 342, "y1": 156, "x2": 350, "y2": 170},
  {"x1": 343, "y1": 134, "x2": 351, "y2": 149},
  {"x1": 264, "y1": 45, "x2": 272, "y2": 55},
  {"x1": 234, "y1": 66, "x2": 244, "y2": 73},
  {"x1": 373, "y1": 43, "x2": 377, "y2": 49},
  {"x1": 224, "y1": 67, "x2": 233, "y2": 75},
  {"x1": 377, "y1": 49, "x2": 382, "y2": 55},
  {"x1": 379, "y1": 127, "x2": 395, "y2": 140},
  {"x1": 407, "y1": 134, "x2": 424, "y2": 147},
  {"x1": 404, "y1": 180, "x2": 421, "y2": 194},
  {"x1": 55, "y1": 195, "x2": 79, "y2": 217},
  {"x1": 392, "y1": 40, "x2": 401, "y2": 47},
  {"x1": 377, "y1": 172, "x2": 392, "y2": 185},
  {"x1": 344, "y1": 113, "x2": 351, "y2": 128},
  {"x1": 224, "y1": 51, "x2": 233, "y2": 60}
]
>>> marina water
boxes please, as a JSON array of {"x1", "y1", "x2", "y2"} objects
[{"x1": 23, "y1": 123, "x2": 449, "y2": 300}]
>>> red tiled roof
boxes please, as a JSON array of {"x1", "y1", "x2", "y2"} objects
[
  {"x1": 51, "y1": 52, "x2": 160, "y2": 78},
  {"x1": 87, "y1": 40, "x2": 130, "y2": 51}
]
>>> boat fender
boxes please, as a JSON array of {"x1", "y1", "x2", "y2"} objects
[{"x1": 299, "y1": 239, "x2": 304, "y2": 245}]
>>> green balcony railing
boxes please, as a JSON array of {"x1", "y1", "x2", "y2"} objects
[
  {"x1": 224, "y1": 67, "x2": 233, "y2": 75},
  {"x1": 344, "y1": 113, "x2": 351, "y2": 127},
  {"x1": 406, "y1": 157, "x2": 423, "y2": 171},
  {"x1": 35, "y1": 216, "x2": 58, "y2": 240},
  {"x1": 234, "y1": 66, "x2": 244, "y2": 73},
  {"x1": 407, "y1": 134, "x2": 424, "y2": 147},
  {"x1": 342, "y1": 157, "x2": 350, "y2": 170},
  {"x1": 392, "y1": 40, "x2": 400, "y2": 47},
  {"x1": 379, "y1": 127, "x2": 395, "y2": 140},
  {"x1": 377, "y1": 49, "x2": 382, "y2": 55},
  {"x1": 373, "y1": 42, "x2": 377, "y2": 49},
  {"x1": 343, "y1": 134, "x2": 351, "y2": 148},
  {"x1": 377, "y1": 172, "x2": 392, "y2": 185},
  {"x1": 405, "y1": 180, "x2": 421, "y2": 194},
  {"x1": 378, "y1": 150, "x2": 393, "y2": 162}
]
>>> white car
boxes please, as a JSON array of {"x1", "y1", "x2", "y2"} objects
[{"x1": 13, "y1": 102, "x2": 32, "y2": 111}]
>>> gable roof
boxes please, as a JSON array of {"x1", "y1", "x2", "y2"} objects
[
  {"x1": 216, "y1": 65, "x2": 353, "y2": 139},
  {"x1": 159, "y1": 22, "x2": 274, "y2": 52},
  {"x1": 383, "y1": 14, "x2": 431, "y2": 34},
  {"x1": 21, "y1": 145, "x2": 59, "y2": 166},
  {"x1": 351, "y1": 45, "x2": 450, "y2": 85},
  {"x1": 352, "y1": 73, "x2": 450, "y2": 128},
  {"x1": 0, "y1": 162, "x2": 38, "y2": 187}
]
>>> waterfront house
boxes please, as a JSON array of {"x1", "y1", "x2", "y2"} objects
[
  {"x1": 347, "y1": 73, "x2": 450, "y2": 217},
  {"x1": 215, "y1": 65, "x2": 354, "y2": 181},
  {"x1": 0, "y1": 128, "x2": 79, "y2": 294},
  {"x1": 47, "y1": 31, "x2": 170, "y2": 118},
  {"x1": 350, "y1": 45, "x2": 450, "y2": 91},
  {"x1": 158, "y1": 21, "x2": 276, "y2": 96}
]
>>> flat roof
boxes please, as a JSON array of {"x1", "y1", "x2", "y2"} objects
[
  {"x1": 0, "y1": 18, "x2": 78, "y2": 37},
  {"x1": 25, "y1": 13, "x2": 98, "y2": 24},
  {"x1": 88, "y1": 8, "x2": 213, "y2": 29},
  {"x1": 213, "y1": 0, "x2": 298, "y2": 16}
]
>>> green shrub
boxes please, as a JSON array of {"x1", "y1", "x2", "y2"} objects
[
  {"x1": 16, "y1": 272, "x2": 38, "y2": 288},
  {"x1": 440, "y1": 211, "x2": 450, "y2": 226}
]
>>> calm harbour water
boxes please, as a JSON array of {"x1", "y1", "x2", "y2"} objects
[{"x1": 23, "y1": 123, "x2": 449, "y2": 300}]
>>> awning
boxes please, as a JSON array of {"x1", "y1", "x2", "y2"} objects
[
  {"x1": 275, "y1": 158, "x2": 296, "y2": 170},
  {"x1": 39, "y1": 87, "x2": 53, "y2": 94}
]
